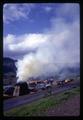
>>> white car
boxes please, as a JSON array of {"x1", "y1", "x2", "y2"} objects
[
  {"x1": 46, "y1": 83, "x2": 51, "y2": 87},
  {"x1": 36, "y1": 83, "x2": 46, "y2": 90}
]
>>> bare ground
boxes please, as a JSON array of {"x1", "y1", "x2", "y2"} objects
[{"x1": 46, "y1": 94, "x2": 80, "y2": 116}]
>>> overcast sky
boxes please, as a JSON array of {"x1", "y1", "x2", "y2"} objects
[{"x1": 3, "y1": 3, "x2": 80, "y2": 62}]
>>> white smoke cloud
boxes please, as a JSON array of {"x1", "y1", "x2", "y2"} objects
[
  {"x1": 15, "y1": 18, "x2": 80, "y2": 82},
  {"x1": 3, "y1": 4, "x2": 80, "y2": 82}
]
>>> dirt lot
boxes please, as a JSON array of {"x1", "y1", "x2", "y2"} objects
[{"x1": 46, "y1": 94, "x2": 80, "y2": 116}]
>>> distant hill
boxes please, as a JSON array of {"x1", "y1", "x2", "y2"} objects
[
  {"x1": 3, "y1": 57, "x2": 17, "y2": 74},
  {"x1": 3, "y1": 57, "x2": 17, "y2": 85}
]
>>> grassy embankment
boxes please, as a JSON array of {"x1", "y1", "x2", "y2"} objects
[{"x1": 4, "y1": 87, "x2": 80, "y2": 116}]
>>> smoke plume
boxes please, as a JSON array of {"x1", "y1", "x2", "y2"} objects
[{"x1": 16, "y1": 18, "x2": 80, "y2": 82}]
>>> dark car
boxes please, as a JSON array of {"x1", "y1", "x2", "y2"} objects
[
  {"x1": 3, "y1": 86, "x2": 15, "y2": 99},
  {"x1": 4, "y1": 86, "x2": 14, "y2": 95}
]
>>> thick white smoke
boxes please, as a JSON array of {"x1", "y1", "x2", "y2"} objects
[{"x1": 16, "y1": 18, "x2": 80, "y2": 82}]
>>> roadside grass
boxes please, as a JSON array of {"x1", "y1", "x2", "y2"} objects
[{"x1": 4, "y1": 87, "x2": 80, "y2": 116}]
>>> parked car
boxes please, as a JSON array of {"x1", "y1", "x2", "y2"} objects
[
  {"x1": 28, "y1": 83, "x2": 37, "y2": 92},
  {"x1": 3, "y1": 82, "x2": 36, "y2": 98},
  {"x1": 46, "y1": 82, "x2": 51, "y2": 87},
  {"x1": 3, "y1": 85, "x2": 13, "y2": 92},
  {"x1": 3, "y1": 86, "x2": 15, "y2": 99},
  {"x1": 4, "y1": 86, "x2": 14, "y2": 95},
  {"x1": 36, "y1": 81, "x2": 52, "y2": 90},
  {"x1": 64, "y1": 78, "x2": 74, "y2": 83},
  {"x1": 57, "y1": 80, "x2": 65, "y2": 86},
  {"x1": 36, "y1": 83, "x2": 46, "y2": 90}
]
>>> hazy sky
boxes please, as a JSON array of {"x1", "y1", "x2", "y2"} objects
[{"x1": 3, "y1": 3, "x2": 80, "y2": 60}]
